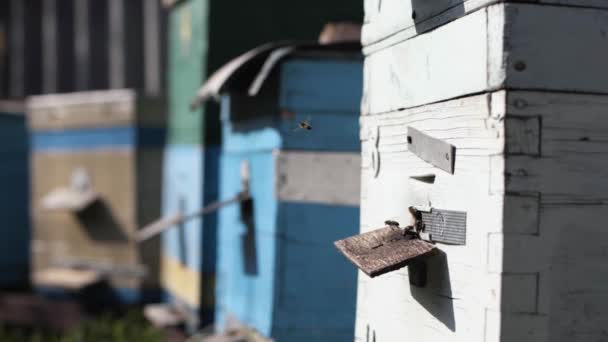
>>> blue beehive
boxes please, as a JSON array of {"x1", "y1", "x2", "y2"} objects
[
  {"x1": 193, "y1": 42, "x2": 363, "y2": 341},
  {"x1": 0, "y1": 101, "x2": 29, "y2": 289}
]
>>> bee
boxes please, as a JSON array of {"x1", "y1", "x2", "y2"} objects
[
  {"x1": 385, "y1": 220, "x2": 400, "y2": 232},
  {"x1": 293, "y1": 116, "x2": 312, "y2": 131}
]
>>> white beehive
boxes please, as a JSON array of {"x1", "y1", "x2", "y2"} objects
[{"x1": 354, "y1": 2, "x2": 608, "y2": 342}]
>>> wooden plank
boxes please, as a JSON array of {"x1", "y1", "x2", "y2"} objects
[
  {"x1": 143, "y1": 303, "x2": 185, "y2": 328},
  {"x1": 41, "y1": 187, "x2": 99, "y2": 212},
  {"x1": 362, "y1": 0, "x2": 608, "y2": 51},
  {"x1": 27, "y1": 89, "x2": 135, "y2": 131},
  {"x1": 275, "y1": 151, "x2": 361, "y2": 206},
  {"x1": 407, "y1": 127, "x2": 456, "y2": 174},
  {"x1": 362, "y1": 8, "x2": 490, "y2": 114},
  {"x1": 363, "y1": 3, "x2": 608, "y2": 114},
  {"x1": 335, "y1": 227, "x2": 436, "y2": 277},
  {"x1": 33, "y1": 267, "x2": 101, "y2": 290}
]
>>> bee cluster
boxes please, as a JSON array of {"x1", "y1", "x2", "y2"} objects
[{"x1": 384, "y1": 206, "x2": 426, "y2": 240}]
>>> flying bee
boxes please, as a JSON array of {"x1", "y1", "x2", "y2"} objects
[{"x1": 293, "y1": 116, "x2": 312, "y2": 131}]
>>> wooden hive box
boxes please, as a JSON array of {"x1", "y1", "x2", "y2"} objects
[
  {"x1": 0, "y1": 101, "x2": 29, "y2": 289},
  {"x1": 189, "y1": 42, "x2": 364, "y2": 342},
  {"x1": 354, "y1": 2, "x2": 608, "y2": 342},
  {"x1": 152, "y1": 0, "x2": 362, "y2": 331},
  {"x1": 27, "y1": 89, "x2": 166, "y2": 304}
]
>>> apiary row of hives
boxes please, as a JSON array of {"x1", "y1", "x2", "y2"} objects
[
  {"x1": 5, "y1": 0, "x2": 608, "y2": 341},
  {"x1": 8, "y1": 0, "x2": 365, "y2": 341},
  {"x1": 353, "y1": 1, "x2": 608, "y2": 342}
]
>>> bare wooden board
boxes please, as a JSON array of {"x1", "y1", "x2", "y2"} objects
[
  {"x1": 362, "y1": 0, "x2": 608, "y2": 51},
  {"x1": 41, "y1": 187, "x2": 99, "y2": 212},
  {"x1": 143, "y1": 304, "x2": 185, "y2": 328},
  {"x1": 275, "y1": 151, "x2": 361, "y2": 206},
  {"x1": 33, "y1": 267, "x2": 102, "y2": 290},
  {"x1": 335, "y1": 227, "x2": 436, "y2": 277},
  {"x1": 363, "y1": 4, "x2": 608, "y2": 115}
]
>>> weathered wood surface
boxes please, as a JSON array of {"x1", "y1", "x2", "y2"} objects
[
  {"x1": 362, "y1": 0, "x2": 608, "y2": 50},
  {"x1": 357, "y1": 89, "x2": 608, "y2": 341},
  {"x1": 32, "y1": 267, "x2": 102, "y2": 290},
  {"x1": 362, "y1": 3, "x2": 608, "y2": 115},
  {"x1": 335, "y1": 227, "x2": 436, "y2": 277},
  {"x1": 275, "y1": 151, "x2": 361, "y2": 206},
  {"x1": 143, "y1": 304, "x2": 185, "y2": 328},
  {"x1": 41, "y1": 187, "x2": 99, "y2": 212},
  {"x1": 357, "y1": 91, "x2": 505, "y2": 341},
  {"x1": 27, "y1": 90, "x2": 135, "y2": 130}
]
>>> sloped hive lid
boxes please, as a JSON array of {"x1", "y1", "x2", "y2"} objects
[{"x1": 190, "y1": 41, "x2": 361, "y2": 109}]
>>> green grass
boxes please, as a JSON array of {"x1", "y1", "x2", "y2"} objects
[{"x1": 0, "y1": 311, "x2": 164, "y2": 342}]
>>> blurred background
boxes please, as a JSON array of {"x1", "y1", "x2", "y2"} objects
[{"x1": 0, "y1": 0, "x2": 363, "y2": 341}]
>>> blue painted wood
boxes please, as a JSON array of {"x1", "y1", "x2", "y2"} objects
[
  {"x1": 161, "y1": 145, "x2": 204, "y2": 270},
  {"x1": 215, "y1": 57, "x2": 362, "y2": 341},
  {"x1": 0, "y1": 113, "x2": 30, "y2": 288},
  {"x1": 274, "y1": 203, "x2": 358, "y2": 342},
  {"x1": 160, "y1": 144, "x2": 220, "y2": 323},
  {"x1": 217, "y1": 152, "x2": 278, "y2": 336},
  {"x1": 279, "y1": 59, "x2": 363, "y2": 114},
  {"x1": 31, "y1": 126, "x2": 166, "y2": 151},
  {"x1": 280, "y1": 112, "x2": 360, "y2": 152}
]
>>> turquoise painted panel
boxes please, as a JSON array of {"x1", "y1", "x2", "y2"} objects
[
  {"x1": 161, "y1": 145, "x2": 204, "y2": 271},
  {"x1": 279, "y1": 112, "x2": 360, "y2": 152},
  {"x1": 274, "y1": 202, "x2": 358, "y2": 342},
  {"x1": 0, "y1": 114, "x2": 29, "y2": 288},
  {"x1": 216, "y1": 151, "x2": 277, "y2": 336},
  {"x1": 215, "y1": 57, "x2": 363, "y2": 340},
  {"x1": 160, "y1": 144, "x2": 219, "y2": 319},
  {"x1": 279, "y1": 59, "x2": 363, "y2": 114},
  {"x1": 220, "y1": 96, "x2": 282, "y2": 153}
]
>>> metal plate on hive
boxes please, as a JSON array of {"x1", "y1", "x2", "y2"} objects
[
  {"x1": 407, "y1": 127, "x2": 456, "y2": 174},
  {"x1": 419, "y1": 208, "x2": 467, "y2": 245}
]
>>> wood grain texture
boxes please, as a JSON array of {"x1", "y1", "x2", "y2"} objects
[
  {"x1": 357, "y1": 89, "x2": 608, "y2": 341},
  {"x1": 362, "y1": 0, "x2": 608, "y2": 51},
  {"x1": 275, "y1": 151, "x2": 360, "y2": 206},
  {"x1": 357, "y1": 91, "x2": 506, "y2": 341},
  {"x1": 335, "y1": 227, "x2": 436, "y2": 277},
  {"x1": 31, "y1": 150, "x2": 140, "y2": 290},
  {"x1": 363, "y1": 3, "x2": 608, "y2": 115},
  {"x1": 27, "y1": 90, "x2": 135, "y2": 131}
]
